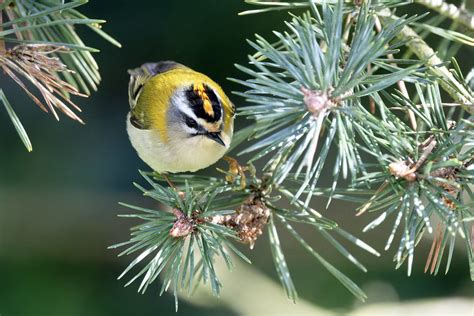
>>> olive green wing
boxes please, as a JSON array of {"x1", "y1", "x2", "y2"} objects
[{"x1": 128, "y1": 61, "x2": 184, "y2": 129}]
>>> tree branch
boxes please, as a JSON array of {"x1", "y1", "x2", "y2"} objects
[
  {"x1": 0, "y1": 0, "x2": 5, "y2": 54},
  {"x1": 393, "y1": 21, "x2": 474, "y2": 113},
  {"x1": 415, "y1": 0, "x2": 474, "y2": 31}
]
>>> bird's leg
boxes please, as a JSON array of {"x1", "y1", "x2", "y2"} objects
[
  {"x1": 223, "y1": 156, "x2": 248, "y2": 189},
  {"x1": 161, "y1": 174, "x2": 176, "y2": 190},
  {"x1": 161, "y1": 173, "x2": 186, "y2": 199}
]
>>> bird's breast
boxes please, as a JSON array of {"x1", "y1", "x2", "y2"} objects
[{"x1": 127, "y1": 114, "x2": 231, "y2": 173}]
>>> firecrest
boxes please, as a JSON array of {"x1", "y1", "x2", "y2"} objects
[{"x1": 127, "y1": 61, "x2": 235, "y2": 173}]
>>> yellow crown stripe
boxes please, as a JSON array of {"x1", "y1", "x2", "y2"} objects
[{"x1": 193, "y1": 83, "x2": 215, "y2": 117}]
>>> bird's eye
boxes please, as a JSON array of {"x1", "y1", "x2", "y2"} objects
[{"x1": 185, "y1": 116, "x2": 199, "y2": 129}]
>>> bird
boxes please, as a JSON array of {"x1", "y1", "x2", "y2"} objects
[{"x1": 127, "y1": 61, "x2": 235, "y2": 174}]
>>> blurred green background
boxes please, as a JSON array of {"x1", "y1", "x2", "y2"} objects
[{"x1": 0, "y1": 1, "x2": 473, "y2": 315}]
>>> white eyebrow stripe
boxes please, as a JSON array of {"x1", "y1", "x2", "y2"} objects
[{"x1": 172, "y1": 89, "x2": 199, "y2": 121}]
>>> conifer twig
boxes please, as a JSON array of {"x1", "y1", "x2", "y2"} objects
[
  {"x1": 0, "y1": 0, "x2": 119, "y2": 150},
  {"x1": 385, "y1": 14, "x2": 474, "y2": 113},
  {"x1": 415, "y1": 0, "x2": 474, "y2": 30},
  {"x1": 374, "y1": 15, "x2": 417, "y2": 130}
]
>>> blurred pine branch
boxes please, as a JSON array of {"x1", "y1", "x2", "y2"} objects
[{"x1": 0, "y1": 0, "x2": 120, "y2": 151}]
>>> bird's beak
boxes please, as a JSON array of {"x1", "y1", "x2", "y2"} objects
[{"x1": 206, "y1": 132, "x2": 225, "y2": 147}]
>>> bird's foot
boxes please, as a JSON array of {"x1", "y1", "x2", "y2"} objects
[{"x1": 223, "y1": 156, "x2": 248, "y2": 189}]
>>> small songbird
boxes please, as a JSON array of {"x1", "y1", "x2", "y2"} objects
[{"x1": 127, "y1": 61, "x2": 235, "y2": 173}]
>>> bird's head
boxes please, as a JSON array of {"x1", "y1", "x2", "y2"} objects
[{"x1": 168, "y1": 82, "x2": 233, "y2": 148}]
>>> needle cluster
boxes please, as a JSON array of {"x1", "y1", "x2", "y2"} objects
[{"x1": 0, "y1": 0, "x2": 119, "y2": 151}]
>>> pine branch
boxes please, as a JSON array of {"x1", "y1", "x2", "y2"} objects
[
  {"x1": 309, "y1": 83, "x2": 473, "y2": 276},
  {"x1": 0, "y1": 88, "x2": 32, "y2": 151},
  {"x1": 386, "y1": 15, "x2": 474, "y2": 113},
  {"x1": 114, "y1": 156, "x2": 379, "y2": 306},
  {"x1": 241, "y1": 1, "x2": 474, "y2": 112},
  {"x1": 110, "y1": 173, "x2": 252, "y2": 312},
  {"x1": 0, "y1": 44, "x2": 87, "y2": 123},
  {"x1": 240, "y1": 0, "x2": 409, "y2": 15},
  {"x1": 232, "y1": 2, "x2": 424, "y2": 206},
  {"x1": 115, "y1": 0, "x2": 474, "y2": 309},
  {"x1": 0, "y1": 0, "x2": 119, "y2": 150},
  {"x1": 253, "y1": 0, "x2": 474, "y2": 293},
  {"x1": 414, "y1": 0, "x2": 474, "y2": 31}
]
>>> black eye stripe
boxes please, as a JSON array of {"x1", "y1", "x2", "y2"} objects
[
  {"x1": 184, "y1": 116, "x2": 198, "y2": 129},
  {"x1": 185, "y1": 84, "x2": 222, "y2": 123}
]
